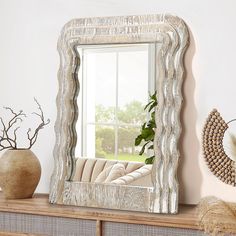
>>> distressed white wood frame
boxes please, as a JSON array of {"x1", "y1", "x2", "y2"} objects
[{"x1": 49, "y1": 14, "x2": 189, "y2": 213}]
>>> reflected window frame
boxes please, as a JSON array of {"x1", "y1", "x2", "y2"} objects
[{"x1": 76, "y1": 43, "x2": 156, "y2": 161}]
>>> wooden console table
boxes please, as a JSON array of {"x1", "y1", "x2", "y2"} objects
[{"x1": 0, "y1": 193, "x2": 203, "y2": 236}]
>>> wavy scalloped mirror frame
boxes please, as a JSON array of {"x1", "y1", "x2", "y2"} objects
[{"x1": 49, "y1": 14, "x2": 189, "y2": 214}]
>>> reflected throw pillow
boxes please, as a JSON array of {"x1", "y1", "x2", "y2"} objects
[{"x1": 94, "y1": 163, "x2": 126, "y2": 183}]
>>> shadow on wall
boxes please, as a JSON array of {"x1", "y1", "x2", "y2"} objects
[{"x1": 178, "y1": 28, "x2": 202, "y2": 204}]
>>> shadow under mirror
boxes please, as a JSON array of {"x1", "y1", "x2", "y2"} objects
[{"x1": 73, "y1": 43, "x2": 158, "y2": 189}]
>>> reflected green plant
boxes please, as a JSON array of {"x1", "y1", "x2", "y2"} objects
[{"x1": 134, "y1": 91, "x2": 157, "y2": 164}]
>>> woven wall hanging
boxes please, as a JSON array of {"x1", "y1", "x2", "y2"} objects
[{"x1": 202, "y1": 109, "x2": 236, "y2": 186}]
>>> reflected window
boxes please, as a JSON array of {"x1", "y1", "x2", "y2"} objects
[{"x1": 76, "y1": 44, "x2": 155, "y2": 162}]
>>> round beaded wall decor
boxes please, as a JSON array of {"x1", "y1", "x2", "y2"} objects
[{"x1": 202, "y1": 109, "x2": 236, "y2": 186}]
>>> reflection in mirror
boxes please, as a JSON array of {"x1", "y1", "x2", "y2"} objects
[{"x1": 74, "y1": 44, "x2": 157, "y2": 188}]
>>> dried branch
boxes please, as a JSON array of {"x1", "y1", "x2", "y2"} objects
[
  {"x1": 4, "y1": 108, "x2": 26, "y2": 131},
  {"x1": 0, "y1": 108, "x2": 25, "y2": 150},
  {"x1": 27, "y1": 98, "x2": 50, "y2": 149},
  {"x1": 0, "y1": 99, "x2": 49, "y2": 152},
  {"x1": 0, "y1": 144, "x2": 12, "y2": 151},
  {"x1": 13, "y1": 127, "x2": 20, "y2": 149}
]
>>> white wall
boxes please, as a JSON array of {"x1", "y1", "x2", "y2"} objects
[{"x1": 1, "y1": 0, "x2": 236, "y2": 204}]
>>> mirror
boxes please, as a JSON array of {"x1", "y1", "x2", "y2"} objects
[
  {"x1": 49, "y1": 14, "x2": 189, "y2": 213},
  {"x1": 74, "y1": 43, "x2": 157, "y2": 187},
  {"x1": 73, "y1": 43, "x2": 156, "y2": 191}
]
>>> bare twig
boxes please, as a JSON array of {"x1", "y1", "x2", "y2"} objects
[
  {"x1": 27, "y1": 98, "x2": 50, "y2": 149},
  {"x1": 13, "y1": 127, "x2": 20, "y2": 149},
  {"x1": 3, "y1": 107, "x2": 17, "y2": 116},
  {"x1": 0, "y1": 111, "x2": 24, "y2": 150},
  {"x1": 4, "y1": 108, "x2": 26, "y2": 131},
  {"x1": 0, "y1": 145, "x2": 12, "y2": 151},
  {"x1": 0, "y1": 99, "x2": 49, "y2": 151}
]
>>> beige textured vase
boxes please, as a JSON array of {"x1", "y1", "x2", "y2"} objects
[{"x1": 0, "y1": 149, "x2": 41, "y2": 199}]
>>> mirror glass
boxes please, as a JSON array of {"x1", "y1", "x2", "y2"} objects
[{"x1": 73, "y1": 43, "x2": 158, "y2": 188}]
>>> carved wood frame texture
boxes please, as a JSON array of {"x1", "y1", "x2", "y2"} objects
[{"x1": 49, "y1": 14, "x2": 189, "y2": 213}]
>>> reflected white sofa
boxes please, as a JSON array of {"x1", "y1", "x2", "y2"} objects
[{"x1": 73, "y1": 157, "x2": 153, "y2": 187}]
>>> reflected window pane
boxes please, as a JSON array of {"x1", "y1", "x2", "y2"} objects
[
  {"x1": 118, "y1": 47, "x2": 148, "y2": 126},
  {"x1": 86, "y1": 124, "x2": 96, "y2": 158},
  {"x1": 95, "y1": 125, "x2": 115, "y2": 160},
  {"x1": 85, "y1": 52, "x2": 116, "y2": 123},
  {"x1": 117, "y1": 126, "x2": 147, "y2": 162}
]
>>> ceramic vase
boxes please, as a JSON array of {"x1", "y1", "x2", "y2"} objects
[{"x1": 0, "y1": 149, "x2": 41, "y2": 199}]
